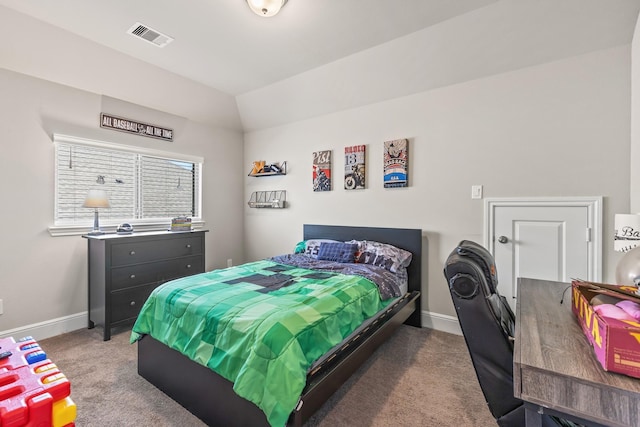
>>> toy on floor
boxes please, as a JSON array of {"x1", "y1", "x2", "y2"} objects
[{"x1": 0, "y1": 336, "x2": 76, "y2": 427}]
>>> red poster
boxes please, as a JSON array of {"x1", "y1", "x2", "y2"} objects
[{"x1": 313, "y1": 150, "x2": 332, "y2": 192}]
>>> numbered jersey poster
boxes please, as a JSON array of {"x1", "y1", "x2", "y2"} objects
[
  {"x1": 383, "y1": 139, "x2": 408, "y2": 188},
  {"x1": 344, "y1": 145, "x2": 366, "y2": 190},
  {"x1": 313, "y1": 150, "x2": 332, "y2": 192}
]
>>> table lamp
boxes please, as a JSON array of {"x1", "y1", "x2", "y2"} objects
[
  {"x1": 614, "y1": 213, "x2": 640, "y2": 286},
  {"x1": 83, "y1": 189, "x2": 110, "y2": 235}
]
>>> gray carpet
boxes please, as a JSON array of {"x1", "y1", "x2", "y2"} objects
[{"x1": 38, "y1": 325, "x2": 496, "y2": 426}]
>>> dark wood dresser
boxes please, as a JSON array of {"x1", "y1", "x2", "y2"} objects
[{"x1": 84, "y1": 230, "x2": 207, "y2": 340}]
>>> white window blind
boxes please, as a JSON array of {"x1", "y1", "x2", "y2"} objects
[
  {"x1": 140, "y1": 156, "x2": 199, "y2": 219},
  {"x1": 53, "y1": 134, "x2": 202, "y2": 229}
]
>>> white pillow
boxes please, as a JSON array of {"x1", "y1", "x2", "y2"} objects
[{"x1": 348, "y1": 240, "x2": 412, "y2": 273}]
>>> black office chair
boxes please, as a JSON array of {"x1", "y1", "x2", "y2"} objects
[{"x1": 443, "y1": 240, "x2": 576, "y2": 427}]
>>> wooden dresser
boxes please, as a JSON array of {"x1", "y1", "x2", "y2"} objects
[{"x1": 84, "y1": 230, "x2": 207, "y2": 340}]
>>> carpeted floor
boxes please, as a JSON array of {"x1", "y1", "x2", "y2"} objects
[{"x1": 38, "y1": 325, "x2": 496, "y2": 426}]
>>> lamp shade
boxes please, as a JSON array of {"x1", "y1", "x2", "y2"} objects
[
  {"x1": 247, "y1": 0, "x2": 287, "y2": 17},
  {"x1": 83, "y1": 189, "x2": 110, "y2": 209}
]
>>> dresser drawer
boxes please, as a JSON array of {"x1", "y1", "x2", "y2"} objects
[
  {"x1": 111, "y1": 284, "x2": 156, "y2": 324},
  {"x1": 86, "y1": 230, "x2": 208, "y2": 340},
  {"x1": 111, "y1": 235, "x2": 203, "y2": 266},
  {"x1": 110, "y1": 255, "x2": 204, "y2": 291}
]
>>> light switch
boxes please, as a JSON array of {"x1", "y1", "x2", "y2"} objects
[{"x1": 471, "y1": 185, "x2": 483, "y2": 199}]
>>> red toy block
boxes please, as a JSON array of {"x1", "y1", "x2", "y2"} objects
[
  {"x1": 0, "y1": 337, "x2": 46, "y2": 370},
  {"x1": 0, "y1": 362, "x2": 70, "y2": 427}
]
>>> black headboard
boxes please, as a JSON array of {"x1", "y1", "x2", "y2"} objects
[{"x1": 303, "y1": 224, "x2": 422, "y2": 327}]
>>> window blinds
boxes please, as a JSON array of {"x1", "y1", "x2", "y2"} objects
[{"x1": 54, "y1": 136, "x2": 201, "y2": 226}]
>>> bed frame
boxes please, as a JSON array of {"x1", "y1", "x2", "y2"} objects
[{"x1": 137, "y1": 224, "x2": 422, "y2": 426}]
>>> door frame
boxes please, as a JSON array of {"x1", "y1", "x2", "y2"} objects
[{"x1": 483, "y1": 196, "x2": 603, "y2": 282}]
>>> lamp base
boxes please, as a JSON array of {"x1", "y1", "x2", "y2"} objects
[{"x1": 88, "y1": 209, "x2": 104, "y2": 235}]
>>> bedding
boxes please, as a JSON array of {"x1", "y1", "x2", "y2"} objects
[
  {"x1": 271, "y1": 254, "x2": 406, "y2": 300},
  {"x1": 130, "y1": 256, "x2": 406, "y2": 427},
  {"x1": 349, "y1": 240, "x2": 413, "y2": 273}
]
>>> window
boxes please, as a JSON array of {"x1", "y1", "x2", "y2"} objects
[{"x1": 52, "y1": 134, "x2": 202, "y2": 235}]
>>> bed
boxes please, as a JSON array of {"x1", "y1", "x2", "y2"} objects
[{"x1": 132, "y1": 224, "x2": 422, "y2": 426}]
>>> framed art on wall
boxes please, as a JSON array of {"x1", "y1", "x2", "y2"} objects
[
  {"x1": 344, "y1": 145, "x2": 366, "y2": 190},
  {"x1": 383, "y1": 139, "x2": 408, "y2": 188},
  {"x1": 313, "y1": 150, "x2": 332, "y2": 192}
]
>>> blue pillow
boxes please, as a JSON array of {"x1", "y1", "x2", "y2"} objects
[{"x1": 317, "y1": 242, "x2": 358, "y2": 263}]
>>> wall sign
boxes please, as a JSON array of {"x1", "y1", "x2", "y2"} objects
[
  {"x1": 344, "y1": 145, "x2": 365, "y2": 190},
  {"x1": 100, "y1": 113, "x2": 173, "y2": 141},
  {"x1": 312, "y1": 150, "x2": 332, "y2": 192},
  {"x1": 383, "y1": 138, "x2": 408, "y2": 188}
]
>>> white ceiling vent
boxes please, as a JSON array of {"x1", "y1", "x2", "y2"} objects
[{"x1": 127, "y1": 22, "x2": 173, "y2": 48}]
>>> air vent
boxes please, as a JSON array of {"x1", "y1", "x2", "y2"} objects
[{"x1": 127, "y1": 22, "x2": 173, "y2": 48}]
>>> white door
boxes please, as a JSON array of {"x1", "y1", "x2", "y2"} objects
[{"x1": 486, "y1": 198, "x2": 602, "y2": 311}]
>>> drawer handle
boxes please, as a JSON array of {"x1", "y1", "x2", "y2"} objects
[
  {"x1": 129, "y1": 251, "x2": 136, "y2": 256},
  {"x1": 186, "y1": 264, "x2": 192, "y2": 269},
  {"x1": 186, "y1": 244, "x2": 191, "y2": 249},
  {"x1": 130, "y1": 301, "x2": 136, "y2": 307}
]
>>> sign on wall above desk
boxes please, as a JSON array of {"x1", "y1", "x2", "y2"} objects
[{"x1": 100, "y1": 113, "x2": 173, "y2": 141}]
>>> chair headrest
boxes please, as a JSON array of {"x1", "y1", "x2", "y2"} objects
[{"x1": 456, "y1": 240, "x2": 499, "y2": 293}]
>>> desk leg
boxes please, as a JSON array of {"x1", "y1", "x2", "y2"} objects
[{"x1": 524, "y1": 403, "x2": 543, "y2": 427}]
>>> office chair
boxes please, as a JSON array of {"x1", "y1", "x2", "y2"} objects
[{"x1": 443, "y1": 240, "x2": 575, "y2": 427}]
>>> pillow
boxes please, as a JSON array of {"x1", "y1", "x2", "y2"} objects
[
  {"x1": 351, "y1": 240, "x2": 412, "y2": 273},
  {"x1": 616, "y1": 300, "x2": 640, "y2": 321},
  {"x1": 317, "y1": 242, "x2": 359, "y2": 263},
  {"x1": 293, "y1": 241, "x2": 307, "y2": 254},
  {"x1": 594, "y1": 304, "x2": 636, "y2": 322},
  {"x1": 303, "y1": 239, "x2": 340, "y2": 258}
]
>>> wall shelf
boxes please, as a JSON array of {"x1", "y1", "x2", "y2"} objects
[
  {"x1": 248, "y1": 190, "x2": 286, "y2": 208},
  {"x1": 248, "y1": 161, "x2": 287, "y2": 177}
]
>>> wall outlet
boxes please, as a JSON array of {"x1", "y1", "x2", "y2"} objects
[
  {"x1": 227, "y1": 259, "x2": 233, "y2": 268},
  {"x1": 0, "y1": 299, "x2": 3, "y2": 315}
]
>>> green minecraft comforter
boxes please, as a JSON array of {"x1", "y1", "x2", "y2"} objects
[{"x1": 130, "y1": 258, "x2": 391, "y2": 427}]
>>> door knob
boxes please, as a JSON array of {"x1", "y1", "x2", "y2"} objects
[{"x1": 498, "y1": 236, "x2": 508, "y2": 244}]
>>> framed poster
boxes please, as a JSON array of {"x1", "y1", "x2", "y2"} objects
[
  {"x1": 344, "y1": 145, "x2": 366, "y2": 190},
  {"x1": 383, "y1": 139, "x2": 408, "y2": 188},
  {"x1": 312, "y1": 150, "x2": 332, "y2": 192}
]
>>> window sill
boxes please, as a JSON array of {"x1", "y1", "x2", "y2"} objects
[{"x1": 48, "y1": 220, "x2": 205, "y2": 237}]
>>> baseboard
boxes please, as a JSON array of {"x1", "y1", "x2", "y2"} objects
[
  {"x1": 422, "y1": 310, "x2": 462, "y2": 335},
  {"x1": 1, "y1": 309, "x2": 461, "y2": 341},
  {"x1": 0, "y1": 312, "x2": 86, "y2": 341}
]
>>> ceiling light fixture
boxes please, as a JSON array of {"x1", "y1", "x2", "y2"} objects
[{"x1": 247, "y1": 0, "x2": 288, "y2": 17}]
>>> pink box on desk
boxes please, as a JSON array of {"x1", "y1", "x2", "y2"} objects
[{"x1": 571, "y1": 280, "x2": 640, "y2": 379}]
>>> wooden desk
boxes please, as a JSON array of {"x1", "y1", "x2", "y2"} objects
[{"x1": 514, "y1": 278, "x2": 640, "y2": 427}]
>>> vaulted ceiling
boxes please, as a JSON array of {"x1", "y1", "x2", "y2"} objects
[
  {"x1": 0, "y1": 0, "x2": 504, "y2": 95},
  {"x1": 4, "y1": 0, "x2": 638, "y2": 97},
  {"x1": 1, "y1": 0, "x2": 639, "y2": 130}
]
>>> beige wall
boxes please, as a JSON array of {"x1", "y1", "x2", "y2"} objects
[
  {"x1": 632, "y1": 12, "x2": 640, "y2": 213},
  {"x1": 244, "y1": 46, "x2": 631, "y2": 323},
  {"x1": 0, "y1": 7, "x2": 246, "y2": 336},
  {"x1": 0, "y1": 69, "x2": 245, "y2": 335}
]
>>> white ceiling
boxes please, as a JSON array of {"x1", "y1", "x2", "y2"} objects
[
  {"x1": 0, "y1": 0, "x2": 500, "y2": 96},
  {"x1": 2, "y1": 0, "x2": 639, "y2": 131}
]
